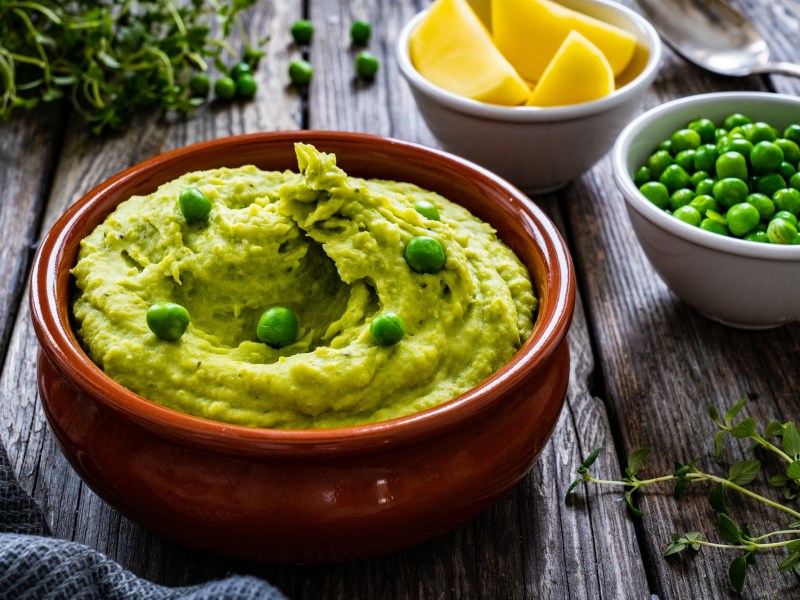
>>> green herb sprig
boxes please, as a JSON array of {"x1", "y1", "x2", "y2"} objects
[
  {"x1": 0, "y1": 0, "x2": 264, "y2": 133},
  {"x1": 567, "y1": 397, "x2": 800, "y2": 593}
]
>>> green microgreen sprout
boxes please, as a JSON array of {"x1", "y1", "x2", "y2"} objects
[
  {"x1": 0, "y1": 0, "x2": 266, "y2": 133},
  {"x1": 567, "y1": 397, "x2": 800, "y2": 594}
]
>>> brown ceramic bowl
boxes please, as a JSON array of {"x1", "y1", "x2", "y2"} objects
[{"x1": 29, "y1": 131, "x2": 575, "y2": 563}]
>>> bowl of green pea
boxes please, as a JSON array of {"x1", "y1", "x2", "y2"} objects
[{"x1": 613, "y1": 91, "x2": 800, "y2": 329}]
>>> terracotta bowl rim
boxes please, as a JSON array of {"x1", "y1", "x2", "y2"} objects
[{"x1": 30, "y1": 130, "x2": 575, "y2": 457}]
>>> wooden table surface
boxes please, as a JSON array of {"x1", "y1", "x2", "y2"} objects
[{"x1": 2, "y1": 1, "x2": 799, "y2": 598}]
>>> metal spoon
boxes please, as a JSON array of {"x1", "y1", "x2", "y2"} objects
[{"x1": 636, "y1": 0, "x2": 800, "y2": 77}]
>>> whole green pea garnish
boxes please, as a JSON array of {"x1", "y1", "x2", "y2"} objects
[
  {"x1": 718, "y1": 137, "x2": 753, "y2": 157},
  {"x1": 715, "y1": 151, "x2": 748, "y2": 180},
  {"x1": 646, "y1": 150, "x2": 673, "y2": 179},
  {"x1": 723, "y1": 113, "x2": 752, "y2": 130},
  {"x1": 767, "y1": 218, "x2": 798, "y2": 244},
  {"x1": 693, "y1": 144, "x2": 717, "y2": 173},
  {"x1": 214, "y1": 76, "x2": 236, "y2": 100},
  {"x1": 729, "y1": 125, "x2": 748, "y2": 138},
  {"x1": 744, "y1": 231, "x2": 770, "y2": 243},
  {"x1": 243, "y1": 47, "x2": 265, "y2": 69},
  {"x1": 773, "y1": 188, "x2": 800, "y2": 215},
  {"x1": 750, "y1": 141, "x2": 784, "y2": 174},
  {"x1": 774, "y1": 210, "x2": 798, "y2": 227},
  {"x1": 669, "y1": 188, "x2": 695, "y2": 211},
  {"x1": 236, "y1": 74, "x2": 258, "y2": 99},
  {"x1": 699, "y1": 218, "x2": 729, "y2": 236},
  {"x1": 713, "y1": 177, "x2": 749, "y2": 209},
  {"x1": 775, "y1": 139, "x2": 800, "y2": 164},
  {"x1": 633, "y1": 166, "x2": 651, "y2": 187},
  {"x1": 179, "y1": 187, "x2": 212, "y2": 222},
  {"x1": 757, "y1": 173, "x2": 787, "y2": 198},
  {"x1": 639, "y1": 181, "x2": 669, "y2": 209},
  {"x1": 790, "y1": 172, "x2": 800, "y2": 192},
  {"x1": 779, "y1": 161, "x2": 797, "y2": 181},
  {"x1": 726, "y1": 203, "x2": 760, "y2": 237},
  {"x1": 355, "y1": 51, "x2": 379, "y2": 79},
  {"x1": 659, "y1": 164, "x2": 691, "y2": 193},
  {"x1": 404, "y1": 235, "x2": 445, "y2": 273},
  {"x1": 745, "y1": 122, "x2": 777, "y2": 144},
  {"x1": 290, "y1": 19, "x2": 314, "y2": 44},
  {"x1": 744, "y1": 193, "x2": 775, "y2": 221},
  {"x1": 670, "y1": 129, "x2": 701, "y2": 154},
  {"x1": 689, "y1": 194, "x2": 719, "y2": 217},
  {"x1": 688, "y1": 118, "x2": 716, "y2": 144},
  {"x1": 370, "y1": 313, "x2": 405, "y2": 346},
  {"x1": 695, "y1": 178, "x2": 717, "y2": 197},
  {"x1": 257, "y1": 306, "x2": 298, "y2": 348},
  {"x1": 350, "y1": 20, "x2": 372, "y2": 45},
  {"x1": 783, "y1": 124, "x2": 800, "y2": 145},
  {"x1": 147, "y1": 302, "x2": 190, "y2": 341},
  {"x1": 289, "y1": 59, "x2": 313, "y2": 86},
  {"x1": 691, "y1": 170, "x2": 710, "y2": 186},
  {"x1": 673, "y1": 205, "x2": 701, "y2": 227},
  {"x1": 413, "y1": 199, "x2": 440, "y2": 221},
  {"x1": 188, "y1": 73, "x2": 211, "y2": 97},
  {"x1": 230, "y1": 62, "x2": 252, "y2": 81},
  {"x1": 674, "y1": 149, "x2": 695, "y2": 171}
]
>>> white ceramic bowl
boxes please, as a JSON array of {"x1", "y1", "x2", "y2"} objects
[
  {"x1": 396, "y1": 0, "x2": 662, "y2": 194},
  {"x1": 613, "y1": 92, "x2": 800, "y2": 330}
]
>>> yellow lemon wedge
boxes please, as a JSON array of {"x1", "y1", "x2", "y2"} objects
[
  {"x1": 526, "y1": 31, "x2": 615, "y2": 107},
  {"x1": 409, "y1": 0, "x2": 530, "y2": 105},
  {"x1": 492, "y1": 0, "x2": 637, "y2": 82}
]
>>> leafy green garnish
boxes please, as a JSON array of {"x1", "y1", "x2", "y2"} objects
[
  {"x1": 567, "y1": 396, "x2": 800, "y2": 594},
  {"x1": 0, "y1": 0, "x2": 263, "y2": 133}
]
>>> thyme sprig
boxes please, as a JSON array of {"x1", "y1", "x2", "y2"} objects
[
  {"x1": 567, "y1": 397, "x2": 800, "y2": 593},
  {"x1": 0, "y1": 0, "x2": 264, "y2": 133}
]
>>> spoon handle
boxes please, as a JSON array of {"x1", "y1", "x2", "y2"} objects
[{"x1": 756, "y1": 62, "x2": 800, "y2": 78}]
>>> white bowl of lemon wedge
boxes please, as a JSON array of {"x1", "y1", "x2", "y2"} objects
[{"x1": 396, "y1": 0, "x2": 662, "y2": 193}]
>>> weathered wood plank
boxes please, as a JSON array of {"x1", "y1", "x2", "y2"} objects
[
  {"x1": 563, "y1": 1, "x2": 800, "y2": 598},
  {"x1": 737, "y1": 0, "x2": 800, "y2": 97},
  {"x1": 307, "y1": 0, "x2": 435, "y2": 143},
  {"x1": 303, "y1": 1, "x2": 649, "y2": 598},
  {"x1": 0, "y1": 0, "x2": 301, "y2": 581},
  {"x1": 1, "y1": 0, "x2": 650, "y2": 598},
  {"x1": 0, "y1": 104, "x2": 65, "y2": 361}
]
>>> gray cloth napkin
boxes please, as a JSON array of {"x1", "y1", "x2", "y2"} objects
[{"x1": 0, "y1": 443, "x2": 287, "y2": 600}]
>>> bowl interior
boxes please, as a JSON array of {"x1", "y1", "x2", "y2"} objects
[{"x1": 33, "y1": 131, "x2": 575, "y2": 452}]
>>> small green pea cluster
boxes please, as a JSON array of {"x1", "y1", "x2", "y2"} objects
[
  {"x1": 368, "y1": 201, "x2": 445, "y2": 347},
  {"x1": 146, "y1": 189, "x2": 448, "y2": 348},
  {"x1": 149, "y1": 187, "x2": 305, "y2": 347},
  {"x1": 288, "y1": 18, "x2": 380, "y2": 87},
  {"x1": 188, "y1": 48, "x2": 263, "y2": 104},
  {"x1": 634, "y1": 113, "x2": 800, "y2": 245}
]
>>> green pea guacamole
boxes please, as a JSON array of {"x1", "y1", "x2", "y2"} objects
[{"x1": 72, "y1": 144, "x2": 537, "y2": 429}]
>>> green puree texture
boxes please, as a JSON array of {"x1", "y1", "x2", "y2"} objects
[{"x1": 72, "y1": 144, "x2": 537, "y2": 429}]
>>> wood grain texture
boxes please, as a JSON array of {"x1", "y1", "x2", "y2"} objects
[
  {"x1": 0, "y1": 0, "x2": 301, "y2": 576},
  {"x1": 561, "y1": 1, "x2": 800, "y2": 598},
  {"x1": 0, "y1": 104, "x2": 65, "y2": 363},
  {"x1": 0, "y1": 0, "x2": 798, "y2": 598}
]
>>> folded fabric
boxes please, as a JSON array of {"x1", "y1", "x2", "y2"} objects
[{"x1": 1, "y1": 444, "x2": 287, "y2": 600}]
